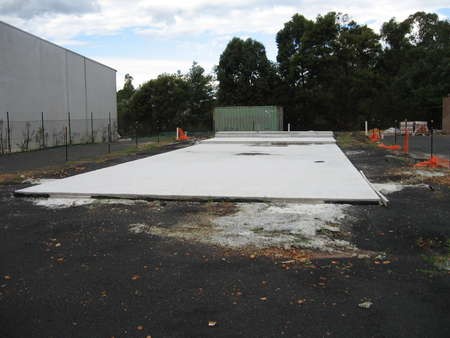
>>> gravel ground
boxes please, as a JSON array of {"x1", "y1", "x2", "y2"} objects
[{"x1": 0, "y1": 134, "x2": 449, "y2": 337}]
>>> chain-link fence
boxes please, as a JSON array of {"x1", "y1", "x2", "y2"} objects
[{"x1": 0, "y1": 112, "x2": 118, "y2": 154}]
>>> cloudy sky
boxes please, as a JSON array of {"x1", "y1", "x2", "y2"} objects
[{"x1": 1, "y1": 0, "x2": 449, "y2": 88}]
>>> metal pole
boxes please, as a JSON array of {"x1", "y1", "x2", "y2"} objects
[
  {"x1": 430, "y1": 120, "x2": 434, "y2": 158},
  {"x1": 108, "y1": 112, "x2": 111, "y2": 153},
  {"x1": 41, "y1": 112, "x2": 45, "y2": 148},
  {"x1": 68, "y1": 111, "x2": 72, "y2": 145},
  {"x1": 394, "y1": 120, "x2": 397, "y2": 144},
  {"x1": 135, "y1": 121, "x2": 138, "y2": 148},
  {"x1": 64, "y1": 126, "x2": 68, "y2": 161},
  {"x1": 6, "y1": 111, "x2": 11, "y2": 154},
  {"x1": 91, "y1": 112, "x2": 94, "y2": 143}
]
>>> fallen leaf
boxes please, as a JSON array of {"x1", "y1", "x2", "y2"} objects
[
  {"x1": 131, "y1": 274, "x2": 140, "y2": 281},
  {"x1": 56, "y1": 257, "x2": 64, "y2": 263},
  {"x1": 137, "y1": 325, "x2": 144, "y2": 331},
  {"x1": 208, "y1": 320, "x2": 217, "y2": 327},
  {"x1": 100, "y1": 290, "x2": 107, "y2": 297},
  {"x1": 382, "y1": 260, "x2": 391, "y2": 265},
  {"x1": 55, "y1": 243, "x2": 62, "y2": 247},
  {"x1": 260, "y1": 296, "x2": 267, "y2": 301},
  {"x1": 297, "y1": 299, "x2": 306, "y2": 305}
]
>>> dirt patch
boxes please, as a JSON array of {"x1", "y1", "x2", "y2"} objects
[{"x1": 127, "y1": 202, "x2": 367, "y2": 256}]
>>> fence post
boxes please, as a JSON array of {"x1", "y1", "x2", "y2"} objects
[
  {"x1": 135, "y1": 121, "x2": 138, "y2": 148},
  {"x1": 403, "y1": 118, "x2": 409, "y2": 154},
  {"x1": 64, "y1": 126, "x2": 68, "y2": 161},
  {"x1": 68, "y1": 111, "x2": 72, "y2": 145},
  {"x1": 108, "y1": 112, "x2": 111, "y2": 153},
  {"x1": 6, "y1": 111, "x2": 11, "y2": 154},
  {"x1": 0, "y1": 120, "x2": 3, "y2": 155},
  {"x1": 41, "y1": 112, "x2": 45, "y2": 149},
  {"x1": 394, "y1": 120, "x2": 397, "y2": 144},
  {"x1": 430, "y1": 119, "x2": 434, "y2": 158},
  {"x1": 91, "y1": 112, "x2": 94, "y2": 143},
  {"x1": 25, "y1": 122, "x2": 30, "y2": 151}
]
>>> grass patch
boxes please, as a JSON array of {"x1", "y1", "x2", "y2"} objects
[{"x1": 335, "y1": 131, "x2": 372, "y2": 149}]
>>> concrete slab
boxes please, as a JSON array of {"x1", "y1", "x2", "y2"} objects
[
  {"x1": 201, "y1": 137, "x2": 336, "y2": 145},
  {"x1": 16, "y1": 141, "x2": 381, "y2": 203}
]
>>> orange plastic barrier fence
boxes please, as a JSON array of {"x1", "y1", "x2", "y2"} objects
[
  {"x1": 414, "y1": 156, "x2": 450, "y2": 169},
  {"x1": 378, "y1": 143, "x2": 401, "y2": 151}
]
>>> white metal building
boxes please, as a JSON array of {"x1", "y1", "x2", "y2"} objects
[{"x1": 0, "y1": 21, "x2": 117, "y2": 152}]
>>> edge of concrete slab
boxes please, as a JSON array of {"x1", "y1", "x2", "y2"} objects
[{"x1": 14, "y1": 190, "x2": 382, "y2": 205}]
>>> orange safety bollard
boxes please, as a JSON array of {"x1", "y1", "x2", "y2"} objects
[
  {"x1": 403, "y1": 129, "x2": 409, "y2": 153},
  {"x1": 369, "y1": 128, "x2": 380, "y2": 142},
  {"x1": 176, "y1": 127, "x2": 190, "y2": 141}
]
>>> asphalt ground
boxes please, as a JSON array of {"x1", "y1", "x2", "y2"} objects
[
  {"x1": 0, "y1": 133, "x2": 449, "y2": 337},
  {"x1": 383, "y1": 134, "x2": 450, "y2": 160},
  {"x1": 0, "y1": 137, "x2": 162, "y2": 174}
]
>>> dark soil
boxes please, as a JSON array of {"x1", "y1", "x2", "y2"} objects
[{"x1": 0, "y1": 135, "x2": 449, "y2": 337}]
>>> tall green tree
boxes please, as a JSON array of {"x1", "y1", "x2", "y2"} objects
[
  {"x1": 378, "y1": 12, "x2": 450, "y2": 125},
  {"x1": 117, "y1": 74, "x2": 135, "y2": 135},
  {"x1": 185, "y1": 62, "x2": 215, "y2": 129},
  {"x1": 276, "y1": 12, "x2": 381, "y2": 129},
  {"x1": 127, "y1": 63, "x2": 215, "y2": 134},
  {"x1": 216, "y1": 37, "x2": 277, "y2": 105}
]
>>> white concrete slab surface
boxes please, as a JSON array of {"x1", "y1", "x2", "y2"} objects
[
  {"x1": 16, "y1": 141, "x2": 381, "y2": 203},
  {"x1": 215, "y1": 131, "x2": 334, "y2": 138},
  {"x1": 201, "y1": 137, "x2": 336, "y2": 144}
]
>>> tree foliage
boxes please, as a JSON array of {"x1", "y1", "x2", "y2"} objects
[
  {"x1": 276, "y1": 12, "x2": 381, "y2": 129},
  {"x1": 119, "y1": 11, "x2": 450, "y2": 133},
  {"x1": 117, "y1": 74, "x2": 135, "y2": 135},
  {"x1": 216, "y1": 37, "x2": 277, "y2": 105},
  {"x1": 120, "y1": 63, "x2": 214, "y2": 135}
]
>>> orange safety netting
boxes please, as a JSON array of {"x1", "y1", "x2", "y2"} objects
[
  {"x1": 378, "y1": 143, "x2": 401, "y2": 150},
  {"x1": 176, "y1": 128, "x2": 190, "y2": 141},
  {"x1": 414, "y1": 156, "x2": 450, "y2": 169}
]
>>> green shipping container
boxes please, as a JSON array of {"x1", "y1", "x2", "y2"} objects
[{"x1": 213, "y1": 106, "x2": 283, "y2": 131}]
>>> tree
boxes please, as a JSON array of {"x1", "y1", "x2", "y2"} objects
[
  {"x1": 216, "y1": 37, "x2": 277, "y2": 105},
  {"x1": 378, "y1": 12, "x2": 450, "y2": 125},
  {"x1": 127, "y1": 63, "x2": 215, "y2": 134},
  {"x1": 185, "y1": 62, "x2": 215, "y2": 129},
  {"x1": 129, "y1": 73, "x2": 188, "y2": 134},
  {"x1": 276, "y1": 12, "x2": 381, "y2": 129},
  {"x1": 117, "y1": 74, "x2": 135, "y2": 135}
]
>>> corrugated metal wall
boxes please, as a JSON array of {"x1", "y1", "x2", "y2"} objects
[{"x1": 214, "y1": 106, "x2": 283, "y2": 131}]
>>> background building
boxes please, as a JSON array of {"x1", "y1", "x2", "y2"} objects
[{"x1": 0, "y1": 21, "x2": 117, "y2": 153}]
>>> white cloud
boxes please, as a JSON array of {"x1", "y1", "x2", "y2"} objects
[
  {"x1": 1, "y1": 0, "x2": 448, "y2": 42},
  {"x1": 1, "y1": 1, "x2": 449, "y2": 87},
  {"x1": 0, "y1": 0, "x2": 99, "y2": 19}
]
